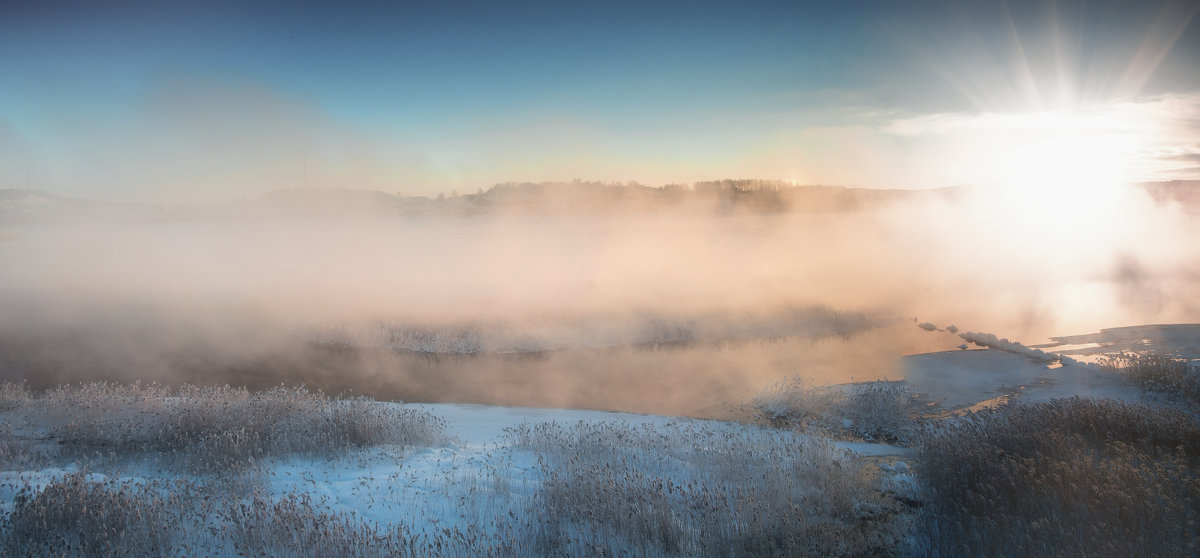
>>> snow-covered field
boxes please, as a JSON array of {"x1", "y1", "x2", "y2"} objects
[
  {"x1": 2, "y1": 329, "x2": 1193, "y2": 556},
  {"x1": 0, "y1": 395, "x2": 918, "y2": 555}
]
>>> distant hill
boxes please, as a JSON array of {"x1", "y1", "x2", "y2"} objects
[
  {"x1": 2, "y1": 179, "x2": 1195, "y2": 222},
  {"x1": 0, "y1": 189, "x2": 163, "y2": 222},
  {"x1": 227, "y1": 187, "x2": 409, "y2": 218},
  {"x1": 0, "y1": 189, "x2": 72, "y2": 221},
  {"x1": 454, "y1": 180, "x2": 965, "y2": 215}
]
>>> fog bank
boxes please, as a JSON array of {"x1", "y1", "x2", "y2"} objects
[{"x1": 1, "y1": 183, "x2": 1196, "y2": 414}]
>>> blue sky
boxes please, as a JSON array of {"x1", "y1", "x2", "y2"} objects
[{"x1": 2, "y1": 0, "x2": 1198, "y2": 202}]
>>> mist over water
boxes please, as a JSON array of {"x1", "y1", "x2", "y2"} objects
[{"x1": 0, "y1": 184, "x2": 1196, "y2": 416}]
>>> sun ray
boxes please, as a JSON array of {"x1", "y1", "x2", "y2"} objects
[
  {"x1": 1048, "y1": 0, "x2": 1080, "y2": 108},
  {"x1": 1001, "y1": 1, "x2": 1043, "y2": 109},
  {"x1": 1117, "y1": 0, "x2": 1200, "y2": 99}
]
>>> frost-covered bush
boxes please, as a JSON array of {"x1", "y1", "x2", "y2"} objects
[
  {"x1": 0, "y1": 382, "x2": 30, "y2": 412},
  {"x1": 1, "y1": 475, "x2": 419, "y2": 557},
  {"x1": 912, "y1": 397, "x2": 1200, "y2": 557},
  {"x1": 227, "y1": 492, "x2": 410, "y2": 558},
  {"x1": 755, "y1": 378, "x2": 842, "y2": 428},
  {"x1": 32, "y1": 382, "x2": 447, "y2": 473},
  {"x1": 0, "y1": 422, "x2": 48, "y2": 470},
  {"x1": 0, "y1": 473, "x2": 501, "y2": 558},
  {"x1": 508, "y1": 420, "x2": 908, "y2": 557},
  {"x1": 846, "y1": 381, "x2": 913, "y2": 443},
  {"x1": 0, "y1": 379, "x2": 454, "y2": 556},
  {"x1": 1102, "y1": 353, "x2": 1200, "y2": 407},
  {"x1": 2, "y1": 473, "x2": 180, "y2": 557},
  {"x1": 755, "y1": 378, "x2": 914, "y2": 443},
  {"x1": 0, "y1": 382, "x2": 40, "y2": 469}
]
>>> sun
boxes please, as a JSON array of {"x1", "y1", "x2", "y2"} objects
[
  {"x1": 887, "y1": 0, "x2": 1198, "y2": 232},
  {"x1": 911, "y1": 99, "x2": 1182, "y2": 294},
  {"x1": 991, "y1": 110, "x2": 1130, "y2": 216}
]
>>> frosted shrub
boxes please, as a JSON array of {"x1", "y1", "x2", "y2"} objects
[
  {"x1": 754, "y1": 378, "x2": 841, "y2": 428},
  {"x1": 0, "y1": 421, "x2": 47, "y2": 470},
  {"x1": 1102, "y1": 353, "x2": 1200, "y2": 407},
  {"x1": 846, "y1": 381, "x2": 913, "y2": 443},
  {"x1": 227, "y1": 492, "x2": 407, "y2": 557},
  {"x1": 912, "y1": 397, "x2": 1200, "y2": 557},
  {"x1": 0, "y1": 476, "x2": 487, "y2": 557},
  {"x1": 276, "y1": 396, "x2": 449, "y2": 457},
  {"x1": 509, "y1": 420, "x2": 907, "y2": 557},
  {"x1": 32, "y1": 382, "x2": 447, "y2": 472},
  {"x1": 381, "y1": 324, "x2": 485, "y2": 354},
  {"x1": 0, "y1": 382, "x2": 30, "y2": 412},
  {"x1": 755, "y1": 378, "x2": 914, "y2": 443},
  {"x1": 2, "y1": 473, "x2": 178, "y2": 557}
]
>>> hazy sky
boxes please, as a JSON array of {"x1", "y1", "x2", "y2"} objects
[{"x1": 2, "y1": 0, "x2": 1199, "y2": 202}]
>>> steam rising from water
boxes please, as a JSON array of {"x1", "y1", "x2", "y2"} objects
[{"x1": 0, "y1": 184, "x2": 1195, "y2": 416}]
